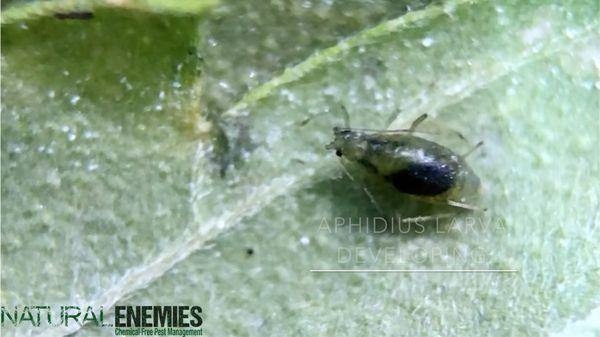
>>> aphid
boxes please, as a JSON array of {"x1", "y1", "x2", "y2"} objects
[{"x1": 326, "y1": 112, "x2": 482, "y2": 210}]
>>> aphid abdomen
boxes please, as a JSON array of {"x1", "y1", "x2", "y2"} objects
[{"x1": 385, "y1": 162, "x2": 456, "y2": 196}]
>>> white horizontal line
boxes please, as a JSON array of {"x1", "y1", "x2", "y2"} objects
[{"x1": 310, "y1": 269, "x2": 518, "y2": 273}]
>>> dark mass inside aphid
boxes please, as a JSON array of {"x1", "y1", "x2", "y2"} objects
[{"x1": 386, "y1": 162, "x2": 455, "y2": 196}]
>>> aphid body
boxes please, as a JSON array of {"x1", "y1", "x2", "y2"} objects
[{"x1": 326, "y1": 122, "x2": 481, "y2": 209}]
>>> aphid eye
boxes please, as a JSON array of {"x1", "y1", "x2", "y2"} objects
[{"x1": 335, "y1": 149, "x2": 343, "y2": 157}]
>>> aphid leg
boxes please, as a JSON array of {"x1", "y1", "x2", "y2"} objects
[
  {"x1": 362, "y1": 186, "x2": 384, "y2": 214},
  {"x1": 461, "y1": 141, "x2": 484, "y2": 158},
  {"x1": 384, "y1": 109, "x2": 401, "y2": 126},
  {"x1": 450, "y1": 130, "x2": 483, "y2": 157},
  {"x1": 401, "y1": 213, "x2": 455, "y2": 223},
  {"x1": 298, "y1": 110, "x2": 325, "y2": 127},
  {"x1": 453, "y1": 131, "x2": 467, "y2": 142},
  {"x1": 408, "y1": 113, "x2": 428, "y2": 132},
  {"x1": 336, "y1": 160, "x2": 384, "y2": 214},
  {"x1": 446, "y1": 199, "x2": 481, "y2": 211},
  {"x1": 298, "y1": 117, "x2": 312, "y2": 126}
]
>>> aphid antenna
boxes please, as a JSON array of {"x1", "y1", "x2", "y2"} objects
[
  {"x1": 340, "y1": 105, "x2": 351, "y2": 128},
  {"x1": 299, "y1": 105, "x2": 351, "y2": 127},
  {"x1": 335, "y1": 126, "x2": 438, "y2": 137},
  {"x1": 335, "y1": 160, "x2": 384, "y2": 214},
  {"x1": 335, "y1": 112, "x2": 435, "y2": 135}
]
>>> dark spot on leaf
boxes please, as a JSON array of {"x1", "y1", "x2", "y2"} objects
[{"x1": 54, "y1": 12, "x2": 94, "y2": 20}]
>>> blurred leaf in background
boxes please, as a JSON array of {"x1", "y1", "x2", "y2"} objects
[{"x1": 1, "y1": 0, "x2": 599, "y2": 336}]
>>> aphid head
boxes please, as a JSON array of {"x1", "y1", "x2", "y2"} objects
[{"x1": 326, "y1": 127, "x2": 368, "y2": 160}]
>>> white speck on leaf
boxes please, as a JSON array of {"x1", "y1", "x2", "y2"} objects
[
  {"x1": 70, "y1": 95, "x2": 80, "y2": 105},
  {"x1": 421, "y1": 36, "x2": 435, "y2": 47},
  {"x1": 300, "y1": 236, "x2": 310, "y2": 246},
  {"x1": 521, "y1": 20, "x2": 552, "y2": 45},
  {"x1": 87, "y1": 162, "x2": 99, "y2": 172}
]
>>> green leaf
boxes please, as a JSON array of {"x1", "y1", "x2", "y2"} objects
[
  {"x1": 2, "y1": 0, "x2": 599, "y2": 336},
  {"x1": 1, "y1": 6, "x2": 206, "y2": 336},
  {"x1": 1, "y1": 0, "x2": 218, "y2": 24}
]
